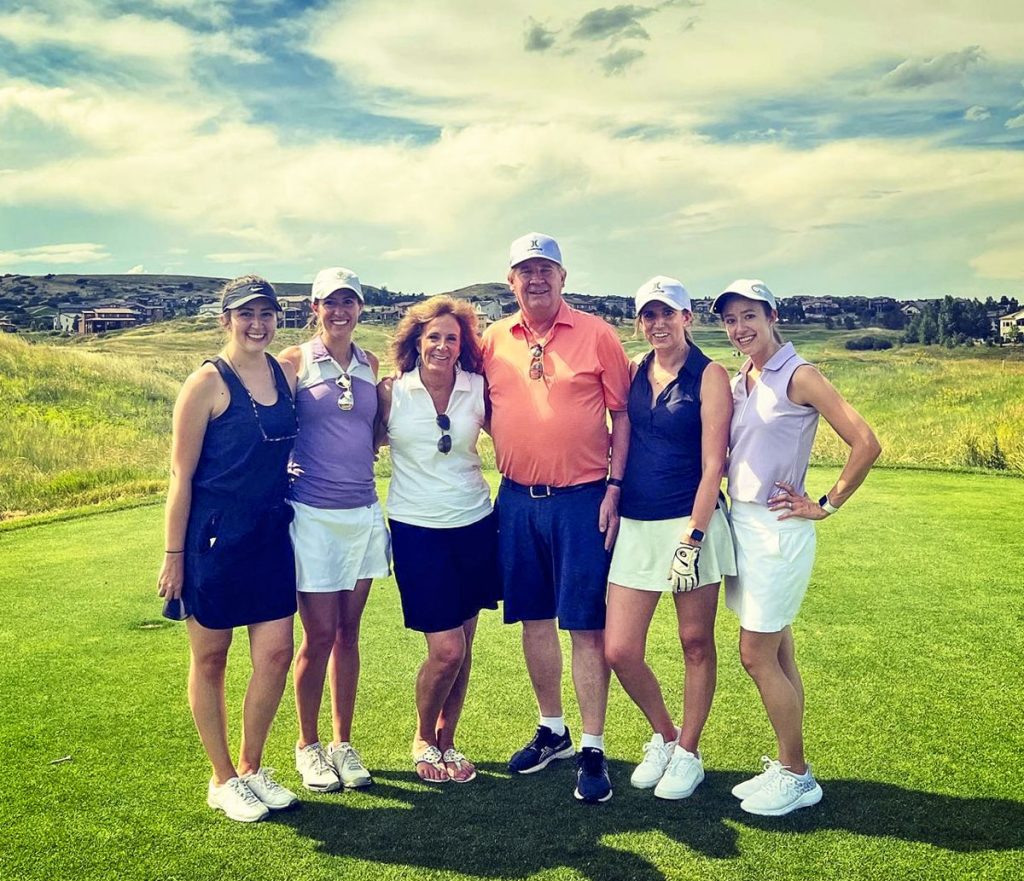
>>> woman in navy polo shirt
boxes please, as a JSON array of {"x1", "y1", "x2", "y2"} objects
[{"x1": 604, "y1": 276, "x2": 735, "y2": 801}]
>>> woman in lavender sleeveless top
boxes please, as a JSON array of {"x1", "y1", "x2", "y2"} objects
[
  {"x1": 157, "y1": 276, "x2": 300, "y2": 822},
  {"x1": 278, "y1": 268, "x2": 391, "y2": 794},
  {"x1": 713, "y1": 279, "x2": 881, "y2": 817}
]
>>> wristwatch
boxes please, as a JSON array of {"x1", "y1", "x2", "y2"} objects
[
  {"x1": 607, "y1": 477, "x2": 623, "y2": 488},
  {"x1": 818, "y1": 494, "x2": 839, "y2": 515},
  {"x1": 686, "y1": 528, "x2": 705, "y2": 542}
]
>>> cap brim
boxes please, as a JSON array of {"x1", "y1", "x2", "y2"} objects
[
  {"x1": 636, "y1": 294, "x2": 691, "y2": 314},
  {"x1": 313, "y1": 285, "x2": 363, "y2": 302},
  {"x1": 224, "y1": 293, "x2": 282, "y2": 311}
]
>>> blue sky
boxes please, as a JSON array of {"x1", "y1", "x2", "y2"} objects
[{"x1": 1, "y1": 0, "x2": 1023, "y2": 299}]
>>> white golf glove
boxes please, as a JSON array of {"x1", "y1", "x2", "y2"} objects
[{"x1": 668, "y1": 542, "x2": 701, "y2": 593}]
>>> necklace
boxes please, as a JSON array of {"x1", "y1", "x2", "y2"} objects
[{"x1": 221, "y1": 353, "x2": 297, "y2": 443}]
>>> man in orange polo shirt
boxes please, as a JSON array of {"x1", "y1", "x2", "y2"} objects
[{"x1": 482, "y1": 232, "x2": 630, "y2": 804}]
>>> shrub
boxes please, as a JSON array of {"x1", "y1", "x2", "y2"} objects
[{"x1": 845, "y1": 335, "x2": 893, "y2": 351}]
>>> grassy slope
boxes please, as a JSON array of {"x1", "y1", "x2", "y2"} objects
[
  {"x1": 3, "y1": 321, "x2": 1023, "y2": 519},
  {"x1": 0, "y1": 468, "x2": 1021, "y2": 881}
]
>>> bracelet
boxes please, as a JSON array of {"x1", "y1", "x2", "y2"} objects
[
  {"x1": 818, "y1": 495, "x2": 839, "y2": 515},
  {"x1": 165, "y1": 549, "x2": 185, "y2": 554},
  {"x1": 606, "y1": 477, "x2": 623, "y2": 488}
]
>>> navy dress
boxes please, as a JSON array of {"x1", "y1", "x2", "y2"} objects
[{"x1": 182, "y1": 356, "x2": 298, "y2": 629}]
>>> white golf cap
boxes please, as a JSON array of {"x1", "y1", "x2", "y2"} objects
[
  {"x1": 711, "y1": 278, "x2": 777, "y2": 313},
  {"x1": 634, "y1": 276, "x2": 692, "y2": 315},
  {"x1": 509, "y1": 232, "x2": 563, "y2": 268},
  {"x1": 311, "y1": 266, "x2": 363, "y2": 303}
]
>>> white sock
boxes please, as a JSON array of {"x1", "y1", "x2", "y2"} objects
[
  {"x1": 581, "y1": 732, "x2": 604, "y2": 752},
  {"x1": 539, "y1": 715, "x2": 566, "y2": 736}
]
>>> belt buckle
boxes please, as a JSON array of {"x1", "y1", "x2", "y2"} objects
[{"x1": 529, "y1": 484, "x2": 552, "y2": 499}]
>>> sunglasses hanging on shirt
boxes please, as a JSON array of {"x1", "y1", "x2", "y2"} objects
[
  {"x1": 436, "y1": 413, "x2": 452, "y2": 455},
  {"x1": 336, "y1": 372, "x2": 354, "y2": 411}
]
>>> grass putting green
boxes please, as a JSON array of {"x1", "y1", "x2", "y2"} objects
[{"x1": 1, "y1": 467, "x2": 1021, "y2": 880}]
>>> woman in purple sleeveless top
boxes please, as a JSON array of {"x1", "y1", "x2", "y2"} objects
[
  {"x1": 157, "y1": 275, "x2": 300, "y2": 823},
  {"x1": 278, "y1": 267, "x2": 390, "y2": 795},
  {"x1": 713, "y1": 279, "x2": 881, "y2": 817}
]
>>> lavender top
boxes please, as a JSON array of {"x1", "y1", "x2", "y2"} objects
[
  {"x1": 289, "y1": 337, "x2": 378, "y2": 509},
  {"x1": 727, "y1": 342, "x2": 819, "y2": 506}
]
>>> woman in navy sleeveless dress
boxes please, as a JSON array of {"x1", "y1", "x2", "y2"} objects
[
  {"x1": 157, "y1": 276, "x2": 300, "y2": 823},
  {"x1": 604, "y1": 277, "x2": 735, "y2": 802}
]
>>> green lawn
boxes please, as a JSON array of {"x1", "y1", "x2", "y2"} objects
[{"x1": 1, "y1": 467, "x2": 1021, "y2": 880}]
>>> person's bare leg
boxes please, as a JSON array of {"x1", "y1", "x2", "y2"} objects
[
  {"x1": 605, "y1": 584, "x2": 675, "y2": 741},
  {"x1": 522, "y1": 618, "x2": 563, "y2": 717},
  {"x1": 329, "y1": 578, "x2": 372, "y2": 745},
  {"x1": 413, "y1": 627, "x2": 465, "y2": 782},
  {"x1": 186, "y1": 619, "x2": 235, "y2": 784},
  {"x1": 777, "y1": 626, "x2": 804, "y2": 717},
  {"x1": 294, "y1": 592, "x2": 340, "y2": 748},
  {"x1": 739, "y1": 627, "x2": 806, "y2": 773},
  {"x1": 673, "y1": 583, "x2": 719, "y2": 753},
  {"x1": 570, "y1": 629, "x2": 610, "y2": 737},
  {"x1": 436, "y1": 617, "x2": 478, "y2": 781},
  {"x1": 238, "y1": 616, "x2": 294, "y2": 775}
]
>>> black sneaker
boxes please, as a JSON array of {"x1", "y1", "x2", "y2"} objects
[
  {"x1": 508, "y1": 725, "x2": 575, "y2": 774},
  {"x1": 574, "y1": 747, "x2": 613, "y2": 803}
]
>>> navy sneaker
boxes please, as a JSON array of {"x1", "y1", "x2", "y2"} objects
[
  {"x1": 574, "y1": 747, "x2": 613, "y2": 803},
  {"x1": 508, "y1": 725, "x2": 575, "y2": 774}
]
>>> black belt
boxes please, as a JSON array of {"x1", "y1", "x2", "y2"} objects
[{"x1": 500, "y1": 477, "x2": 607, "y2": 499}]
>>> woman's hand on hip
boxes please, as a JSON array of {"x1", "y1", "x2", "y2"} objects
[{"x1": 769, "y1": 481, "x2": 828, "y2": 521}]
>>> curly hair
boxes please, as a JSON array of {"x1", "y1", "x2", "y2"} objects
[{"x1": 391, "y1": 295, "x2": 484, "y2": 375}]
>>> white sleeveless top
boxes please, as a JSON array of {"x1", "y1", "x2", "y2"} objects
[{"x1": 385, "y1": 368, "x2": 492, "y2": 528}]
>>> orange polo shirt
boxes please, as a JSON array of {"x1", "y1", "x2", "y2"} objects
[{"x1": 482, "y1": 301, "x2": 630, "y2": 487}]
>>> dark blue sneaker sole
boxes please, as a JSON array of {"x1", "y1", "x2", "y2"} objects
[
  {"x1": 511, "y1": 744, "x2": 576, "y2": 775},
  {"x1": 574, "y1": 785, "x2": 613, "y2": 804}
]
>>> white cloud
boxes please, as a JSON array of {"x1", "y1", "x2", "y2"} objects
[
  {"x1": 970, "y1": 222, "x2": 1024, "y2": 280},
  {"x1": 964, "y1": 105, "x2": 991, "y2": 121},
  {"x1": 1005, "y1": 112, "x2": 1024, "y2": 129},
  {"x1": 881, "y1": 45, "x2": 984, "y2": 90},
  {"x1": 126, "y1": 264, "x2": 145, "y2": 274},
  {"x1": 0, "y1": 243, "x2": 110, "y2": 266},
  {"x1": 0, "y1": 6, "x2": 262, "y2": 65}
]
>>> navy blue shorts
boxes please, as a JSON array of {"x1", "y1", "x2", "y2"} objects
[
  {"x1": 496, "y1": 480, "x2": 610, "y2": 630},
  {"x1": 389, "y1": 512, "x2": 500, "y2": 634}
]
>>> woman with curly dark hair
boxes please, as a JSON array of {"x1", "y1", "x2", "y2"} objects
[{"x1": 376, "y1": 295, "x2": 499, "y2": 784}]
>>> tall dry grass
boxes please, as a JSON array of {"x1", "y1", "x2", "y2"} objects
[{"x1": 2, "y1": 321, "x2": 1020, "y2": 519}]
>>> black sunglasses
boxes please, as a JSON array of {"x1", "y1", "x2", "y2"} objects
[{"x1": 436, "y1": 413, "x2": 451, "y2": 455}]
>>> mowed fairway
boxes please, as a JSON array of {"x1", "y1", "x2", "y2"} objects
[{"x1": 1, "y1": 468, "x2": 1021, "y2": 881}]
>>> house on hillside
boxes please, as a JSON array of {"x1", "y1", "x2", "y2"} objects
[
  {"x1": 278, "y1": 296, "x2": 310, "y2": 328},
  {"x1": 0, "y1": 316, "x2": 16, "y2": 333},
  {"x1": 79, "y1": 307, "x2": 141, "y2": 334},
  {"x1": 474, "y1": 299, "x2": 505, "y2": 322},
  {"x1": 999, "y1": 308, "x2": 1024, "y2": 341},
  {"x1": 363, "y1": 305, "x2": 401, "y2": 323}
]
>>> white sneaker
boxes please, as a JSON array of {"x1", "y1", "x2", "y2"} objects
[
  {"x1": 732, "y1": 756, "x2": 784, "y2": 800},
  {"x1": 295, "y1": 742, "x2": 341, "y2": 792},
  {"x1": 242, "y1": 768, "x2": 298, "y2": 810},
  {"x1": 653, "y1": 746, "x2": 705, "y2": 800},
  {"x1": 328, "y1": 742, "x2": 372, "y2": 789},
  {"x1": 630, "y1": 733, "x2": 675, "y2": 789},
  {"x1": 740, "y1": 766, "x2": 823, "y2": 816},
  {"x1": 207, "y1": 777, "x2": 269, "y2": 823}
]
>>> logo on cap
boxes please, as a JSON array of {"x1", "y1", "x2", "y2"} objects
[
  {"x1": 752, "y1": 284, "x2": 770, "y2": 297},
  {"x1": 652, "y1": 281, "x2": 664, "y2": 293},
  {"x1": 528, "y1": 238, "x2": 542, "y2": 252}
]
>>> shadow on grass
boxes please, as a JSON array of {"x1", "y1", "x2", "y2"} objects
[{"x1": 275, "y1": 760, "x2": 1024, "y2": 880}]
